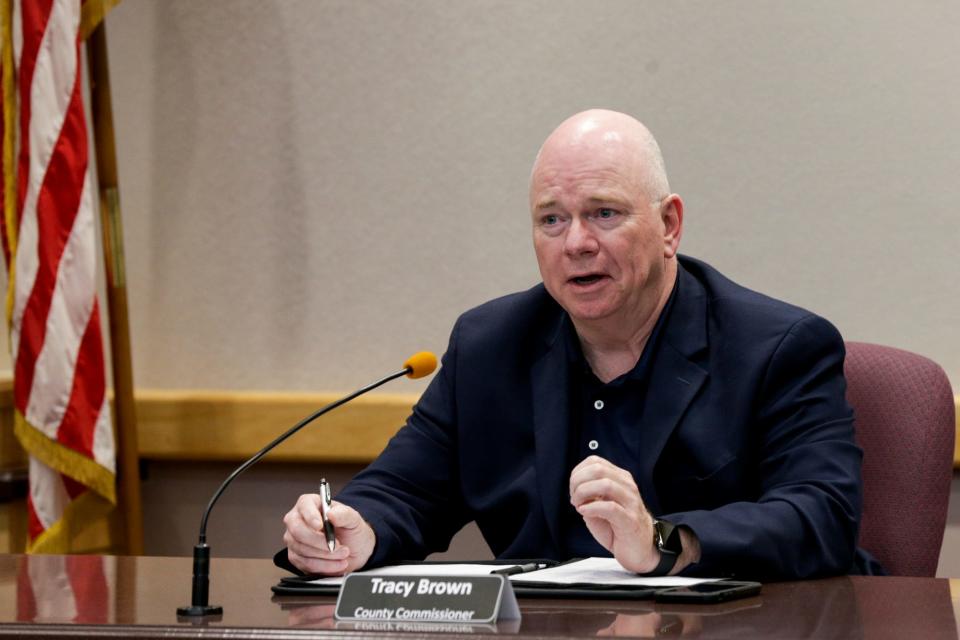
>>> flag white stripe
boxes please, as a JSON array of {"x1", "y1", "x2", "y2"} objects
[
  {"x1": 28, "y1": 456, "x2": 69, "y2": 531},
  {"x1": 10, "y1": 0, "x2": 80, "y2": 366},
  {"x1": 25, "y1": 171, "x2": 96, "y2": 436},
  {"x1": 92, "y1": 396, "x2": 114, "y2": 472}
]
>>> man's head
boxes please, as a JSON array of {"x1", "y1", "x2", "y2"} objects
[{"x1": 529, "y1": 109, "x2": 683, "y2": 336}]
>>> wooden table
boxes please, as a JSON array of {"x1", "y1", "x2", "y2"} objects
[{"x1": 0, "y1": 554, "x2": 957, "y2": 639}]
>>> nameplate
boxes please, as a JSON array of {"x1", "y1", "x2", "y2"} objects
[{"x1": 334, "y1": 574, "x2": 521, "y2": 624}]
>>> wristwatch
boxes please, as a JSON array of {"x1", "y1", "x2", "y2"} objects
[{"x1": 649, "y1": 518, "x2": 682, "y2": 576}]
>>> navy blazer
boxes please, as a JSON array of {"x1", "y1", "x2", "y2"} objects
[{"x1": 333, "y1": 256, "x2": 868, "y2": 579}]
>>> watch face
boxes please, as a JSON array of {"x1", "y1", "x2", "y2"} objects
[{"x1": 655, "y1": 520, "x2": 682, "y2": 554}]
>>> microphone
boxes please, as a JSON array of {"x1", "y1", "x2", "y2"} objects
[
  {"x1": 403, "y1": 351, "x2": 438, "y2": 379},
  {"x1": 177, "y1": 352, "x2": 438, "y2": 617}
]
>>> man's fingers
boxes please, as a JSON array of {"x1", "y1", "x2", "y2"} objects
[
  {"x1": 570, "y1": 455, "x2": 625, "y2": 478},
  {"x1": 327, "y1": 501, "x2": 364, "y2": 529},
  {"x1": 570, "y1": 477, "x2": 641, "y2": 510},
  {"x1": 284, "y1": 507, "x2": 330, "y2": 550},
  {"x1": 288, "y1": 548, "x2": 350, "y2": 576},
  {"x1": 569, "y1": 457, "x2": 655, "y2": 563},
  {"x1": 284, "y1": 500, "x2": 358, "y2": 559},
  {"x1": 575, "y1": 497, "x2": 634, "y2": 524},
  {"x1": 570, "y1": 456, "x2": 637, "y2": 494},
  {"x1": 294, "y1": 493, "x2": 326, "y2": 530},
  {"x1": 284, "y1": 532, "x2": 350, "y2": 562},
  {"x1": 287, "y1": 496, "x2": 359, "y2": 542},
  {"x1": 283, "y1": 495, "x2": 376, "y2": 574}
]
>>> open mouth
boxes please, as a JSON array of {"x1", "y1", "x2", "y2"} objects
[{"x1": 570, "y1": 274, "x2": 605, "y2": 285}]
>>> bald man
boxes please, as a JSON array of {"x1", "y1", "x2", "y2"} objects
[{"x1": 280, "y1": 110, "x2": 876, "y2": 580}]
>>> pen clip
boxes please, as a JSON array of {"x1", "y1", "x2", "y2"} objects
[{"x1": 319, "y1": 479, "x2": 332, "y2": 517}]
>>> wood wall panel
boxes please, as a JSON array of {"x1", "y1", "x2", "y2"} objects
[{"x1": 133, "y1": 390, "x2": 417, "y2": 463}]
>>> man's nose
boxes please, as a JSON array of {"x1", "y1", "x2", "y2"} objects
[{"x1": 564, "y1": 218, "x2": 599, "y2": 256}]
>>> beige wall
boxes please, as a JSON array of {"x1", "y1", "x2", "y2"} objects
[{"x1": 25, "y1": 0, "x2": 950, "y2": 392}]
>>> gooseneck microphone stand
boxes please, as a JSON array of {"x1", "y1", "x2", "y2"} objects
[{"x1": 177, "y1": 365, "x2": 419, "y2": 617}]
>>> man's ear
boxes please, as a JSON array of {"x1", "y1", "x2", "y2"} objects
[{"x1": 661, "y1": 194, "x2": 684, "y2": 258}]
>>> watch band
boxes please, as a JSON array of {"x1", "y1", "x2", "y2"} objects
[{"x1": 648, "y1": 519, "x2": 681, "y2": 576}]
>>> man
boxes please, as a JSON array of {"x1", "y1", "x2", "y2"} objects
[{"x1": 280, "y1": 109, "x2": 874, "y2": 579}]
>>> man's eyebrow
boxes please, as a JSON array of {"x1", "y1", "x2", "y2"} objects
[
  {"x1": 586, "y1": 195, "x2": 630, "y2": 206},
  {"x1": 535, "y1": 195, "x2": 630, "y2": 211}
]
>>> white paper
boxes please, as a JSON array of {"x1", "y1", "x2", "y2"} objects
[
  {"x1": 304, "y1": 557, "x2": 723, "y2": 589},
  {"x1": 508, "y1": 557, "x2": 720, "y2": 587}
]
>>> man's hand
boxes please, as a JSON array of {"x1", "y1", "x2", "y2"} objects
[
  {"x1": 569, "y1": 455, "x2": 660, "y2": 573},
  {"x1": 282, "y1": 495, "x2": 375, "y2": 575}
]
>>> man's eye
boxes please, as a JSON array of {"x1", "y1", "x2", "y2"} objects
[
  {"x1": 597, "y1": 208, "x2": 617, "y2": 219},
  {"x1": 543, "y1": 215, "x2": 559, "y2": 225}
]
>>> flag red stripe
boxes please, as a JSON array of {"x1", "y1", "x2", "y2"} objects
[
  {"x1": 62, "y1": 474, "x2": 85, "y2": 500},
  {"x1": 14, "y1": 0, "x2": 55, "y2": 226},
  {"x1": 56, "y1": 302, "x2": 106, "y2": 458},
  {"x1": 13, "y1": 53, "x2": 88, "y2": 415}
]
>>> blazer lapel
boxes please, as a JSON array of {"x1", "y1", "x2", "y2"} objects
[
  {"x1": 531, "y1": 316, "x2": 571, "y2": 553},
  {"x1": 635, "y1": 343, "x2": 707, "y2": 513},
  {"x1": 635, "y1": 265, "x2": 709, "y2": 514}
]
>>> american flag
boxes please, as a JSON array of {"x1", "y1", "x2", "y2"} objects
[{"x1": 1, "y1": 0, "x2": 121, "y2": 553}]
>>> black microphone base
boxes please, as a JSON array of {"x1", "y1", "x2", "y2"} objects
[
  {"x1": 177, "y1": 604, "x2": 223, "y2": 617},
  {"x1": 179, "y1": 543, "x2": 221, "y2": 617}
]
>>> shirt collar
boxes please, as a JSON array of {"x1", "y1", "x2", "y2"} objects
[{"x1": 563, "y1": 275, "x2": 681, "y2": 386}]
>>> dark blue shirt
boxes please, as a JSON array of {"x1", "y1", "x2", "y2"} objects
[{"x1": 560, "y1": 277, "x2": 680, "y2": 557}]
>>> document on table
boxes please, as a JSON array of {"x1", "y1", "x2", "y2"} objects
[
  {"x1": 507, "y1": 557, "x2": 720, "y2": 588},
  {"x1": 297, "y1": 558, "x2": 720, "y2": 589}
]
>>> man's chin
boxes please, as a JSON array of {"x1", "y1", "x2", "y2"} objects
[
  {"x1": 545, "y1": 286, "x2": 616, "y2": 321},
  {"x1": 563, "y1": 302, "x2": 616, "y2": 324}
]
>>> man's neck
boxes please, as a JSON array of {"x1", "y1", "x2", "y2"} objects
[{"x1": 573, "y1": 265, "x2": 677, "y2": 383}]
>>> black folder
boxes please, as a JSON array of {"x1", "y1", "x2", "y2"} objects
[{"x1": 271, "y1": 559, "x2": 661, "y2": 600}]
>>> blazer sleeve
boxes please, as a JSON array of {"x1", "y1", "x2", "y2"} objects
[
  {"x1": 333, "y1": 319, "x2": 471, "y2": 568},
  {"x1": 661, "y1": 314, "x2": 862, "y2": 579}
]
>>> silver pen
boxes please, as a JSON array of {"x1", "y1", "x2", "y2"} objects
[{"x1": 319, "y1": 478, "x2": 336, "y2": 552}]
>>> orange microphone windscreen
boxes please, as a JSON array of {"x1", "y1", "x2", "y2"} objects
[{"x1": 403, "y1": 352, "x2": 438, "y2": 379}]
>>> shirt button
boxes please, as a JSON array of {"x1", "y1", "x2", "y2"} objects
[
  {"x1": 588, "y1": 440, "x2": 599, "y2": 450},
  {"x1": 594, "y1": 400, "x2": 604, "y2": 410}
]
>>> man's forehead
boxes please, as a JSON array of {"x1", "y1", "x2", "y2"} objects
[
  {"x1": 533, "y1": 136, "x2": 645, "y2": 185},
  {"x1": 531, "y1": 151, "x2": 643, "y2": 201}
]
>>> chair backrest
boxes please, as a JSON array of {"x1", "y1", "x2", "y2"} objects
[{"x1": 844, "y1": 341, "x2": 955, "y2": 576}]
